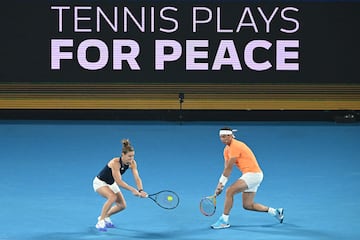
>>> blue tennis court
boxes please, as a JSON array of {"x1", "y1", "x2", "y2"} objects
[{"x1": 0, "y1": 120, "x2": 359, "y2": 240}]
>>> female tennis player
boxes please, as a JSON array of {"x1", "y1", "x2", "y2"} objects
[
  {"x1": 93, "y1": 139, "x2": 147, "y2": 231},
  {"x1": 211, "y1": 127, "x2": 284, "y2": 229}
]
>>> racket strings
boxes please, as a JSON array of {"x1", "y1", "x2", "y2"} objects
[
  {"x1": 156, "y1": 191, "x2": 179, "y2": 209},
  {"x1": 200, "y1": 198, "x2": 216, "y2": 216}
]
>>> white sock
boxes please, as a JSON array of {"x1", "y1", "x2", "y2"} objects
[
  {"x1": 268, "y1": 207, "x2": 276, "y2": 216},
  {"x1": 222, "y1": 214, "x2": 229, "y2": 222}
]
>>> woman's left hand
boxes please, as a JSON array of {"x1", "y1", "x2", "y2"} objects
[{"x1": 139, "y1": 191, "x2": 148, "y2": 198}]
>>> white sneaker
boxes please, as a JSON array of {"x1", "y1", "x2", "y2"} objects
[
  {"x1": 104, "y1": 217, "x2": 115, "y2": 228},
  {"x1": 95, "y1": 219, "x2": 107, "y2": 232},
  {"x1": 211, "y1": 216, "x2": 230, "y2": 229},
  {"x1": 275, "y1": 208, "x2": 284, "y2": 223},
  {"x1": 98, "y1": 216, "x2": 115, "y2": 228}
]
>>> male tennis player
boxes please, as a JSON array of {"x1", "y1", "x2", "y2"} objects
[
  {"x1": 93, "y1": 139, "x2": 147, "y2": 231},
  {"x1": 211, "y1": 127, "x2": 284, "y2": 229}
]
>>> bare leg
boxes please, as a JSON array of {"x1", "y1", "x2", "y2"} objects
[
  {"x1": 242, "y1": 192, "x2": 269, "y2": 212},
  {"x1": 96, "y1": 186, "x2": 118, "y2": 220},
  {"x1": 242, "y1": 192, "x2": 284, "y2": 223},
  {"x1": 223, "y1": 179, "x2": 248, "y2": 215},
  {"x1": 106, "y1": 192, "x2": 126, "y2": 217}
]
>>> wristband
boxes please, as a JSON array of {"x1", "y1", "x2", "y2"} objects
[
  {"x1": 138, "y1": 189, "x2": 144, "y2": 192},
  {"x1": 219, "y1": 174, "x2": 228, "y2": 186}
]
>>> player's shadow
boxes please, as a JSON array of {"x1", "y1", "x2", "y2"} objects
[
  {"x1": 230, "y1": 222, "x2": 279, "y2": 229},
  {"x1": 129, "y1": 231, "x2": 174, "y2": 239},
  {"x1": 28, "y1": 226, "x2": 208, "y2": 240},
  {"x1": 26, "y1": 224, "x2": 337, "y2": 240},
  {"x1": 27, "y1": 227, "x2": 122, "y2": 239},
  {"x1": 230, "y1": 223, "x2": 337, "y2": 239},
  {"x1": 121, "y1": 226, "x2": 208, "y2": 239}
]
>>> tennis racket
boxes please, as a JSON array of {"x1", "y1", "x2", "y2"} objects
[
  {"x1": 147, "y1": 190, "x2": 179, "y2": 209},
  {"x1": 199, "y1": 195, "x2": 217, "y2": 216}
]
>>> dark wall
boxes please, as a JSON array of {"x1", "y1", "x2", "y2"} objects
[{"x1": 0, "y1": 1, "x2": 359, "y2": 115}]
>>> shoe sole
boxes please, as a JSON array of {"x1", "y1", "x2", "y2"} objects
[{"x1": 211, "y1": 224, "x2": 230, "y2": 229}]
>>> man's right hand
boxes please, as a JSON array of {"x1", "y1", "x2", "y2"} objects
[{"x1": 215, "y1": 183, "x2": 224, "y2": 196}]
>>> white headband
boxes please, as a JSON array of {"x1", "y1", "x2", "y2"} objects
[{"x1": 219, "y1": 130, "x2": 233, "y2": 136}]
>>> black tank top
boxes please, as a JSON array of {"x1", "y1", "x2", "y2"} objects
[{"x1": 97, "y1": 158, "x2": 129, "y2": 184}]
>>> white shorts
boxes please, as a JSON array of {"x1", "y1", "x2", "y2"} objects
[
  {"x1": 93, "y1": 177, "x2": 120, "y2": 193},
  {"x1": 240, "y1": 172, "x2": 264, "y2": 192}
]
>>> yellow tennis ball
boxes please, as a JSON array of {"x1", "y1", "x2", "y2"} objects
[{"x1": 167, "y1": 196, "x2": 173, "y2": 201}]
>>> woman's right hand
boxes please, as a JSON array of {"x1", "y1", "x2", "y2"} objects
[{"x1": 131, "y1": 188, "x2": 141, "y2": 197}]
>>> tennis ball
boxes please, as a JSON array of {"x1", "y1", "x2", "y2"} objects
[{"x1": 167, "y1": 196, "x2": 173, "y2": 201}]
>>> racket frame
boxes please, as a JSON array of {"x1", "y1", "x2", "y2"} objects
[
  {"x1": 199, "y1": 195, "x2": 217, "y2": 216},
  {"x1": 147, "y1": 190, "x2": 180, "y2": 210}
]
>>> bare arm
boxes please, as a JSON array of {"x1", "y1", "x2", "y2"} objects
[
  {"x1": 130, "y1": 160, "x2": 147, "y2": 197},
  {"x1": 222, "y1": 157, "x2": 236, "y2": 178},
  {"x1": 215, "y1": 157, "x2": 237, "y2": 195},
  {"x1": 110, "y1": 158, "x2": 140, "y2": 196}
]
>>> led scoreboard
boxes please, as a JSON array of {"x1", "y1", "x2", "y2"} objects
[{"x1": 1, "y1": 1, "x2": 359, "y2": 110}]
